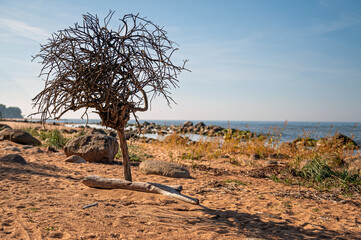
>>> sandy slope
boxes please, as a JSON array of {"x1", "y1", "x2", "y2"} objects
[{"x1": 0, "y1": 123, "x2": 360, "y2": 239}]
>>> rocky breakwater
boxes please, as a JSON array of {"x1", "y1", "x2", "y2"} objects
[
  {"x1": 131, "y1": 121, "x2": 258, "y2": 141},
  {"x1": 133, "y1": 121, "x2": 360, "y2": 150}
]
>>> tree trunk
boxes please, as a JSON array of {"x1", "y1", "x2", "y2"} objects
[
  {"x1": 117, "y1": 128, "x2": 132, "y2": 181},
  {"x1": 83, "y1": 175, "x2": 199, "y2": 205}
]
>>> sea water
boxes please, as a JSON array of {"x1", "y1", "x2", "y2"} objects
[{"x1": 49, "y1": 119, "x2": 361, "y2": 144}]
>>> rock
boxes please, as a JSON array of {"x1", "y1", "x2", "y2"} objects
[
  {"x1": 139, "y1": 160, "x2": 190, "y2": 178},
  {"x1": 142, "y1": 121, "x2": 150, "y2": 126},
  {"x1": 4, "y1": 147, "x2": 20, "y2": 152},
  {"x1": 125, "y1": 131, "x2": 136, "y2": 140},
  {"x1": 28, "y1": 147, "x2": 44, "y2": 154},
  {"x1": 292, "y1": 137, "x2": 317, "y2": 147},
  {"x1": 47, "y1": 146, "x2": 58, "y2": 152},
  {"x1": 334, "y1": 134, "x2": 358, "y2": 146},
  {"x1": 317, "y1": 134, "x2": 358, "y2": 149},
  {"x1": 64, "y1": 134, "x2": 119, "y2": 164},
  {"x1": 0, "y1": 129, "x2": 41, "y2": 146},
  {"x1": 65, "y1": 155, "x2": 87, "y2": 163},
  {"x1": 266, "y1": 160, "x2": 278, "y2": 165},
  {"x1": 108, "y1": 131, "x2": 117, "y2": 138},
  {"x1": 270, "y1": 153, "x2": 290, "y2": 159},
  {"x1": 22, "y1": 145, "x2": 33, "y2": 149},
  {"x1": 182, "y1": 121, "x2": 193, "y2": 128},
  {"x1": 0, "y1": 154, "x2": 26, "y2": 164},
  {"x1": 250, "y1": 153, "x2": 262, "y2": 160},
  {"x1": 194, "y1": 122, "x2": 206, "y2": 128},
  {"x1": 90, "y1": 128, "x2": 107, "y2": 135},
  {"x1": 0, "y1": 124, "x2": 11, "y2": 131},
  {"x1": 60, "y1": 129, "x2": 77, "y2": 134}
]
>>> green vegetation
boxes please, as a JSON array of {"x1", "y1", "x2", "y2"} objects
[
  {"x1": 44, "y1": 226, "x2": 58, "y2": 231},
  {"x1": 296, "y1": 157, "x2": 361, "y2": 193},
  {"x1": 116, "y1": 145, "x2": 153, "y2": 162},
  {"x1": 23, "y1": 128, "x2": 69, "y2": 149}
]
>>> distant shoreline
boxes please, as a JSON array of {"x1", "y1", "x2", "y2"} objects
[{"x1": 2, "y1": 118, "x2": 360, "y2": 144}]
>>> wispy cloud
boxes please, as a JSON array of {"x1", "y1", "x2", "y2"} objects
[
  {"x1": 312, "y1": 13, "x2": 361, "y2": 33},
  {"x1": 0, "y1": 18, "x2": 49, "y2": 42}
]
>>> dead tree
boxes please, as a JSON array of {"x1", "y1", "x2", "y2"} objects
[{"x1": 32, "y1": 11, "x2": 188, "y2": 181}]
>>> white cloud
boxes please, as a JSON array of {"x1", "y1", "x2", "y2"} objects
[{"x1": 0, "y1": 18, "x2": 49, "y2": 42}]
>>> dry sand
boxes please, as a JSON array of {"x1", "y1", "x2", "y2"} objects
[{"x1": 0, "y1": 122, "x2": 360, "y2": 239}]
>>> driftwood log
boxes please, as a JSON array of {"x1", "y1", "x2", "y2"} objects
[{"x1": 82, "y1": 175, "x2": 199, "y2": 205}]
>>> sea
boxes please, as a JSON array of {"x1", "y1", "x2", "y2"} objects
[{"x1": 47, "y1": 119, "x2": 361, "y2": 145}]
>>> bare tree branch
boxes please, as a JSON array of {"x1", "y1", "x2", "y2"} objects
[{"x1": 31, "y1": 11, "x2": 189, "y2": 181}]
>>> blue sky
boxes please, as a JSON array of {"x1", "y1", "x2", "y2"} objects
[{"x1": 0, "y1": 0, "x2": 360, "y2": 122}]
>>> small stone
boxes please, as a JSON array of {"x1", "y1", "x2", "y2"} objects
[
  {"x1": 28, "y1": 147, "x2": 44, "y2": 153},
  {"x1": 47, "y1": 146, "x2": 58, "y2": 152},
  {"x1": 4, "y1": 147, "x2": 20, "y2": 152},
  {"x1": 65, "y1": 155, "x2": 87, "y2": 163},
  {"x1": 22, "y1": 145, "x2": 34, "y2": 149},
  {"x1": 250, "y1": 153, "x2": 261, "y2": 160},
  {"x1": 0, "y1": 154, "x2": 26, "y2": 164},
  {"x1": 49, "y1": 232, "x2": 63, "y2": 238},
  {"x1": 269, "y1": 153, "x2": 289, "y2": 159},
  {"x1": 266, "y1": 160, "x2": 278, "y2": 165}
]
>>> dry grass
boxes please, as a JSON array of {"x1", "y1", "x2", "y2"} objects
[{"x1": 156, "y1": 128, "x2": 360, "y2": 195}]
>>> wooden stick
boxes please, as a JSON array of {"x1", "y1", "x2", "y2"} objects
[{"x1": 82, "y1": 175, "x2": 198, "y2": 205}]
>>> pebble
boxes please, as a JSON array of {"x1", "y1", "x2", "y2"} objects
[
  {"x1": 22, "y1": 145, "x2": 34, "y2": 149},
  {"x1": 265, "y1": 160, "x2": 278, "y2": 165},
  {"x1": 4, "y1": 147, "x2": 20, "y2": 152}
]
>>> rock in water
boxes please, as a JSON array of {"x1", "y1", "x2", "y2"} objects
[
  {"x1": 139, "y1": 160, "x2": 190, "y2": 178},
  {"x1": 182, "y1": 121, "x2": 193, "y2": 127},
  {"x1": 0, "y1": 154, "x2": 26, "y2": 164},
  {"x1": 64, "y1": 134, "x2": 118, "y2": 164},
  {"x1": 0, "y1": 129, "x2": 41, "y2": 146}
]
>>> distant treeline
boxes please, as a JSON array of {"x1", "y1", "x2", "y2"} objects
[{"x1": 0, "y1": 104, "x2": 23, "y2": 118}]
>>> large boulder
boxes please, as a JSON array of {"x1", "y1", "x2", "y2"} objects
[
  {"x1": 0, "y1": 154, "x2": 26, "y2": 164},
  {"x1": 0, "y1": 129, "x2": 41, "y2": 145},
  {"x1": 139, "y1": 160, "x2": 190, "y2": 178},
  {"x1": 317, "y1": 134, "x2": 358, "y2": 149},
  {"x1": 64, "y1": 134, "x2": 118, "y2": 164},
  {"x1": 182, "y1": 121, "x2": 193, "y2": 128}
]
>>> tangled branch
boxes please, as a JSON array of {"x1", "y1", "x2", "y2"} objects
[{"x1": 32, "y1": 11, "x2": 188, "y2": 129}]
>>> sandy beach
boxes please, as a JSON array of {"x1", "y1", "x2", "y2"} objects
[{"x1": 0, "y1": 121, "x2": 360, "y2": 240}]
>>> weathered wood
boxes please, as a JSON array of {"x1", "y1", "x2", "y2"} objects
[
  {"x1": 82, "y1": 175, "x2": 198, "y2": 205},
  {"x1": 117, "y1": 128, "x2": 132, "y2": 181}
]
